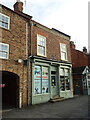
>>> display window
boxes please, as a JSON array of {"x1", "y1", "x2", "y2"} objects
[
  {"x1": 34, "y1": 66, "x2": 49, "y2": 94},
  {"x1": 34, "y1": 66, "x2": 41, "y2": 94},
  {"x1": 60, "y1": 68, "x2": 70, "y2": 91}
]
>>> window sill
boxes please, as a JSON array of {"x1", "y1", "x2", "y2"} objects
[
  {"x1": 37, "y1": 54, "x2": 47, "y2": 57},
  {"x1": 33, "y1": 93, "x2": 50, "y2": 96},
  {"x1": 0, "y1": 57, "x2": 8, "y2": 60}
]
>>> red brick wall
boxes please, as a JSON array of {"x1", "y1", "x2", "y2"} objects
[
  {"x1": 0, "y1": 6, "x2": 29, "y2": 107},
  {"x1": 71, "y1": 47, "x2": 89, "y2": 67},
  {"x1": 31, "y1": 21, "x2": 71, "y2": 62}
]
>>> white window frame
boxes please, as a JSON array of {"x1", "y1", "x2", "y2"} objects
[
  {"x1": 0, "y1": 13, "x2": 10, "y2": 30},
  {"x1": 0, "y1": 42, "x2": 9, "y2": 59},
  {"x1": 37, "y1": 34, "x2": 46, "y2": 57},
  {"x1": 60, "y1": 43, "x2": 68, "y2": 61},
  {"x1": 60, "y1": 68, "x2": 71, "y2": 91}
]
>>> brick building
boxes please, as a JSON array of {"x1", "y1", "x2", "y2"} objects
[
  {"x1": 0, "y1": 2, "x2": 32, "y2": 108},
  {"x1": 1, "y1": 1, "x2": 73, "y2": 108},
  {"x1": 70, "y1": 41, "x2": 90, "y2": 95},
  {"x1": 29, "y1": 22, "x2": 73, "y2": 105}
]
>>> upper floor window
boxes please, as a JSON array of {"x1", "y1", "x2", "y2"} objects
[
  {"x1": 0, "y1": 42, "x2": 9, "y2": 59},
  {"x1": 37, "y1": 34, "x2": 46, "y2": 57},
  {"x1": 60, "y1": 43, "x2": 67, "y2": 61},
  {"x1": 0, "y1": 13, "x2": 10, "y2": 30}
]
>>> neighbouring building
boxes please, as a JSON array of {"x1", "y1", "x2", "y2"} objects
[
  {"x1": 1, "y1": 1, "x2": 73, "y2": 108},
  {"x1": 70, "y1": 41, "x2": 90, "y2": 95},
  {"x1": 0, "y1": 1, "x2": 32, "y2": 108}
]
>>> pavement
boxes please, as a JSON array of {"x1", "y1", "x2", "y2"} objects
[{"x1": 1, "y1": 95, "x2": 90, "y2": 119}]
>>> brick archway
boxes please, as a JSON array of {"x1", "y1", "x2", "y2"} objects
[{"x1": 1, "y1": 71, "x2": 19, "y2": 109}]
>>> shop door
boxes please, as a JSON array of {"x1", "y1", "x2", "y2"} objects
[{"x1": 51, "y1": 67, "x2": 58, "y2": 98}]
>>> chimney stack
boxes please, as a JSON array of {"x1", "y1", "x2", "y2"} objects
[
  {"x1": 13, "y1": 0, "x2": 23, "y2": 12},
  {"x1": 83, "y1": 47, "x2": 87, "y2": 54},
  {"x1": 70, "y1": 41, "x2": 76, "y2": 49}
]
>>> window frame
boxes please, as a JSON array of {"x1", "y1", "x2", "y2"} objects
[
  {"x1": 37, "y1": 34, "x2": 46, "y2": 57},
  {"x1": 60, "y1": 68, "x2": 71, "y2": 91},
  {"x1": 60, "y1": 43, "x2": 68, "y2": 61},
  {"x1": 34, "y1": 65, "x2": 49, "y2": 95},
  {"x1": 0, "y1": 42, "x2": 9, "y2": 59},
  {"x1": 0, "y1": 13, "x2": 10, "y2": 30}
]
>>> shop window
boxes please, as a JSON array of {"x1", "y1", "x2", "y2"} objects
[
  {"x1": 51, "y1": 76, "x2": 56, "y2": 86},
  {"x1": 42, "y1": 67, "x2": 49, "y2": 93},
  {"x1": 37, "y1": 34, "x2": 46, "y2": 57},
  {"x1": 60, "y1": 68, "x2": 70, "y2": 91},
  {"x1": 60, "y1": 76, "x2": 65, "y2": 91},
  {"x1": 0, "y1": 13, "x2": 10, "y2": 30},
  {"x1": 60, "y1": 43, "x2": 67, "y2": 61},
  {"x1": 65, "y1": 69, "x2": 70, "y2": 90},
  {"x1": 34, "y1": 66, "x2": 41, "y2": 94},
  {"x1": 0, "y1": 42, "x2": 9, "y2": 59},
  {"x1": 34, "y1": 66, "x2": 49, "y2": 94}
]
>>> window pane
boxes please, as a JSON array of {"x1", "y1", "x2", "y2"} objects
[
  {"x1": 42, "y1": 67, "x2": 49, "y2": 79},
  {"x1": 60, "y1": 76, "x2": 65, "y2": 91},
  {"x1": 61, "y1": 52, "x2": 66, "y2": 60},
  {"x1": 41, "y1": 47, "x2": 45, "y2": 55},
  {"x1": 65, "y1": 76, "x2": 70, "y2": 90},
  {"x1": 0, "y1": 44, "x2": 8, "y2": 51},
  {"x1": 2, "y1": 16, "x2": 5, "y2": 21},
  {"x1": 65, "y1": 69, "x2": 69, "y2": 76},
  {"x1": 38, "y1": 46, "x2": 45, "y2": 56},
  {"x1": 34, "y1": 66, "x2": 41, "y2": 94},
  {"x1": 0, "y1": 51, "x2": 7, "y2": 58},
  {"x1": 0, "y1": 14, "x2": 9, "y2": 29},
  {"x1": 4, "y1": 17, "x2": 8, "y2": 23},
  {"x1": 60, "y1": 68, "x2": 64, "y2": 76},
  {"x1": 51, "y1": 76, "x2": 56, "y2": 86},
  {"x1": 37, "y1": 35, "x2": 46, "y2": 56},
  {"x1": 61, "y1": 44, "x2": 66, "y2": 52},
  {"x1": 2, "y1": 22, "x2": 4, "y2": 27},
  {"x1": 5, "y1": 23, "x2": 8, "y2": 29},
  {"x1": 42, "y1": 67, "x2": 49, "y2": 93}
]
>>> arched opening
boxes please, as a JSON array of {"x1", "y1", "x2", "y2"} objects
[{"x1": 1, "y1": 71, "x2": 19, "y2": 109}]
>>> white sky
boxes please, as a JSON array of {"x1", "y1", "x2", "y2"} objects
[{"x1": 1, "y1": 0, "x2": 89, "y2": 52}]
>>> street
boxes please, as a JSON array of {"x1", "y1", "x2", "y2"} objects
[{"x1": 1, "y1": 95, "x2": 90, "y2": 119}]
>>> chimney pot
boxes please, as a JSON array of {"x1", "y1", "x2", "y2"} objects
[
  {"x1": 83, "y1": 47, "x2": 87, "y2": 54},
  {"x1": 70, "y1": 41, "x2": 76, "y2": 49},
  {"x1": 13, "y1": 1, "x2": 23, "y2": 12}
]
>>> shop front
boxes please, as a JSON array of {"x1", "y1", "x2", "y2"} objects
[
  {"x1": 31, "y1": 57, "x2": 73, "y2": 105},
  {"x1": 59, "y1": 64, "x2": 73, "y2": 98}
]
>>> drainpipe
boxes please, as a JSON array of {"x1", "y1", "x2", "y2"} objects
[{"x1": 28, "y1": 20, "x2": 33, "y2": 105}]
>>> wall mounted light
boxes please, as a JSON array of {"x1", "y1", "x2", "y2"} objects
[{"x1": 18, "y1": 59, "x2": 23, "y2": 63}]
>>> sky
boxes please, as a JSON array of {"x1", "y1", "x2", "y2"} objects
[{"x1": 1, "y1": 0, "x2": 89, "y2": 52}]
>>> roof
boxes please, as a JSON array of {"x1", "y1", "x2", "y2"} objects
[
  {"x1": 0, "y1": 4, "x2": 32, "y2": 20},
  {"x1": 32, "y1": 20, "x2": 70, "y2": 39},
  {"x1": 52, "y1": 28, "x2": 71, "y2": 38},
  {"x1": 0, "y1": 3, "x2": 70, "y2": 39},
  {"x1": 72, "y1": 66, "x2": 90, "y2": 75}
]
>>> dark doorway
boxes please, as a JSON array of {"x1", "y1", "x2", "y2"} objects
[
  {"x1": 74, "y1": 79, "x2": 83, "y2": 95},
  {"x1": 1, "y1": 71, "x2": 19, "y2": 109}
]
